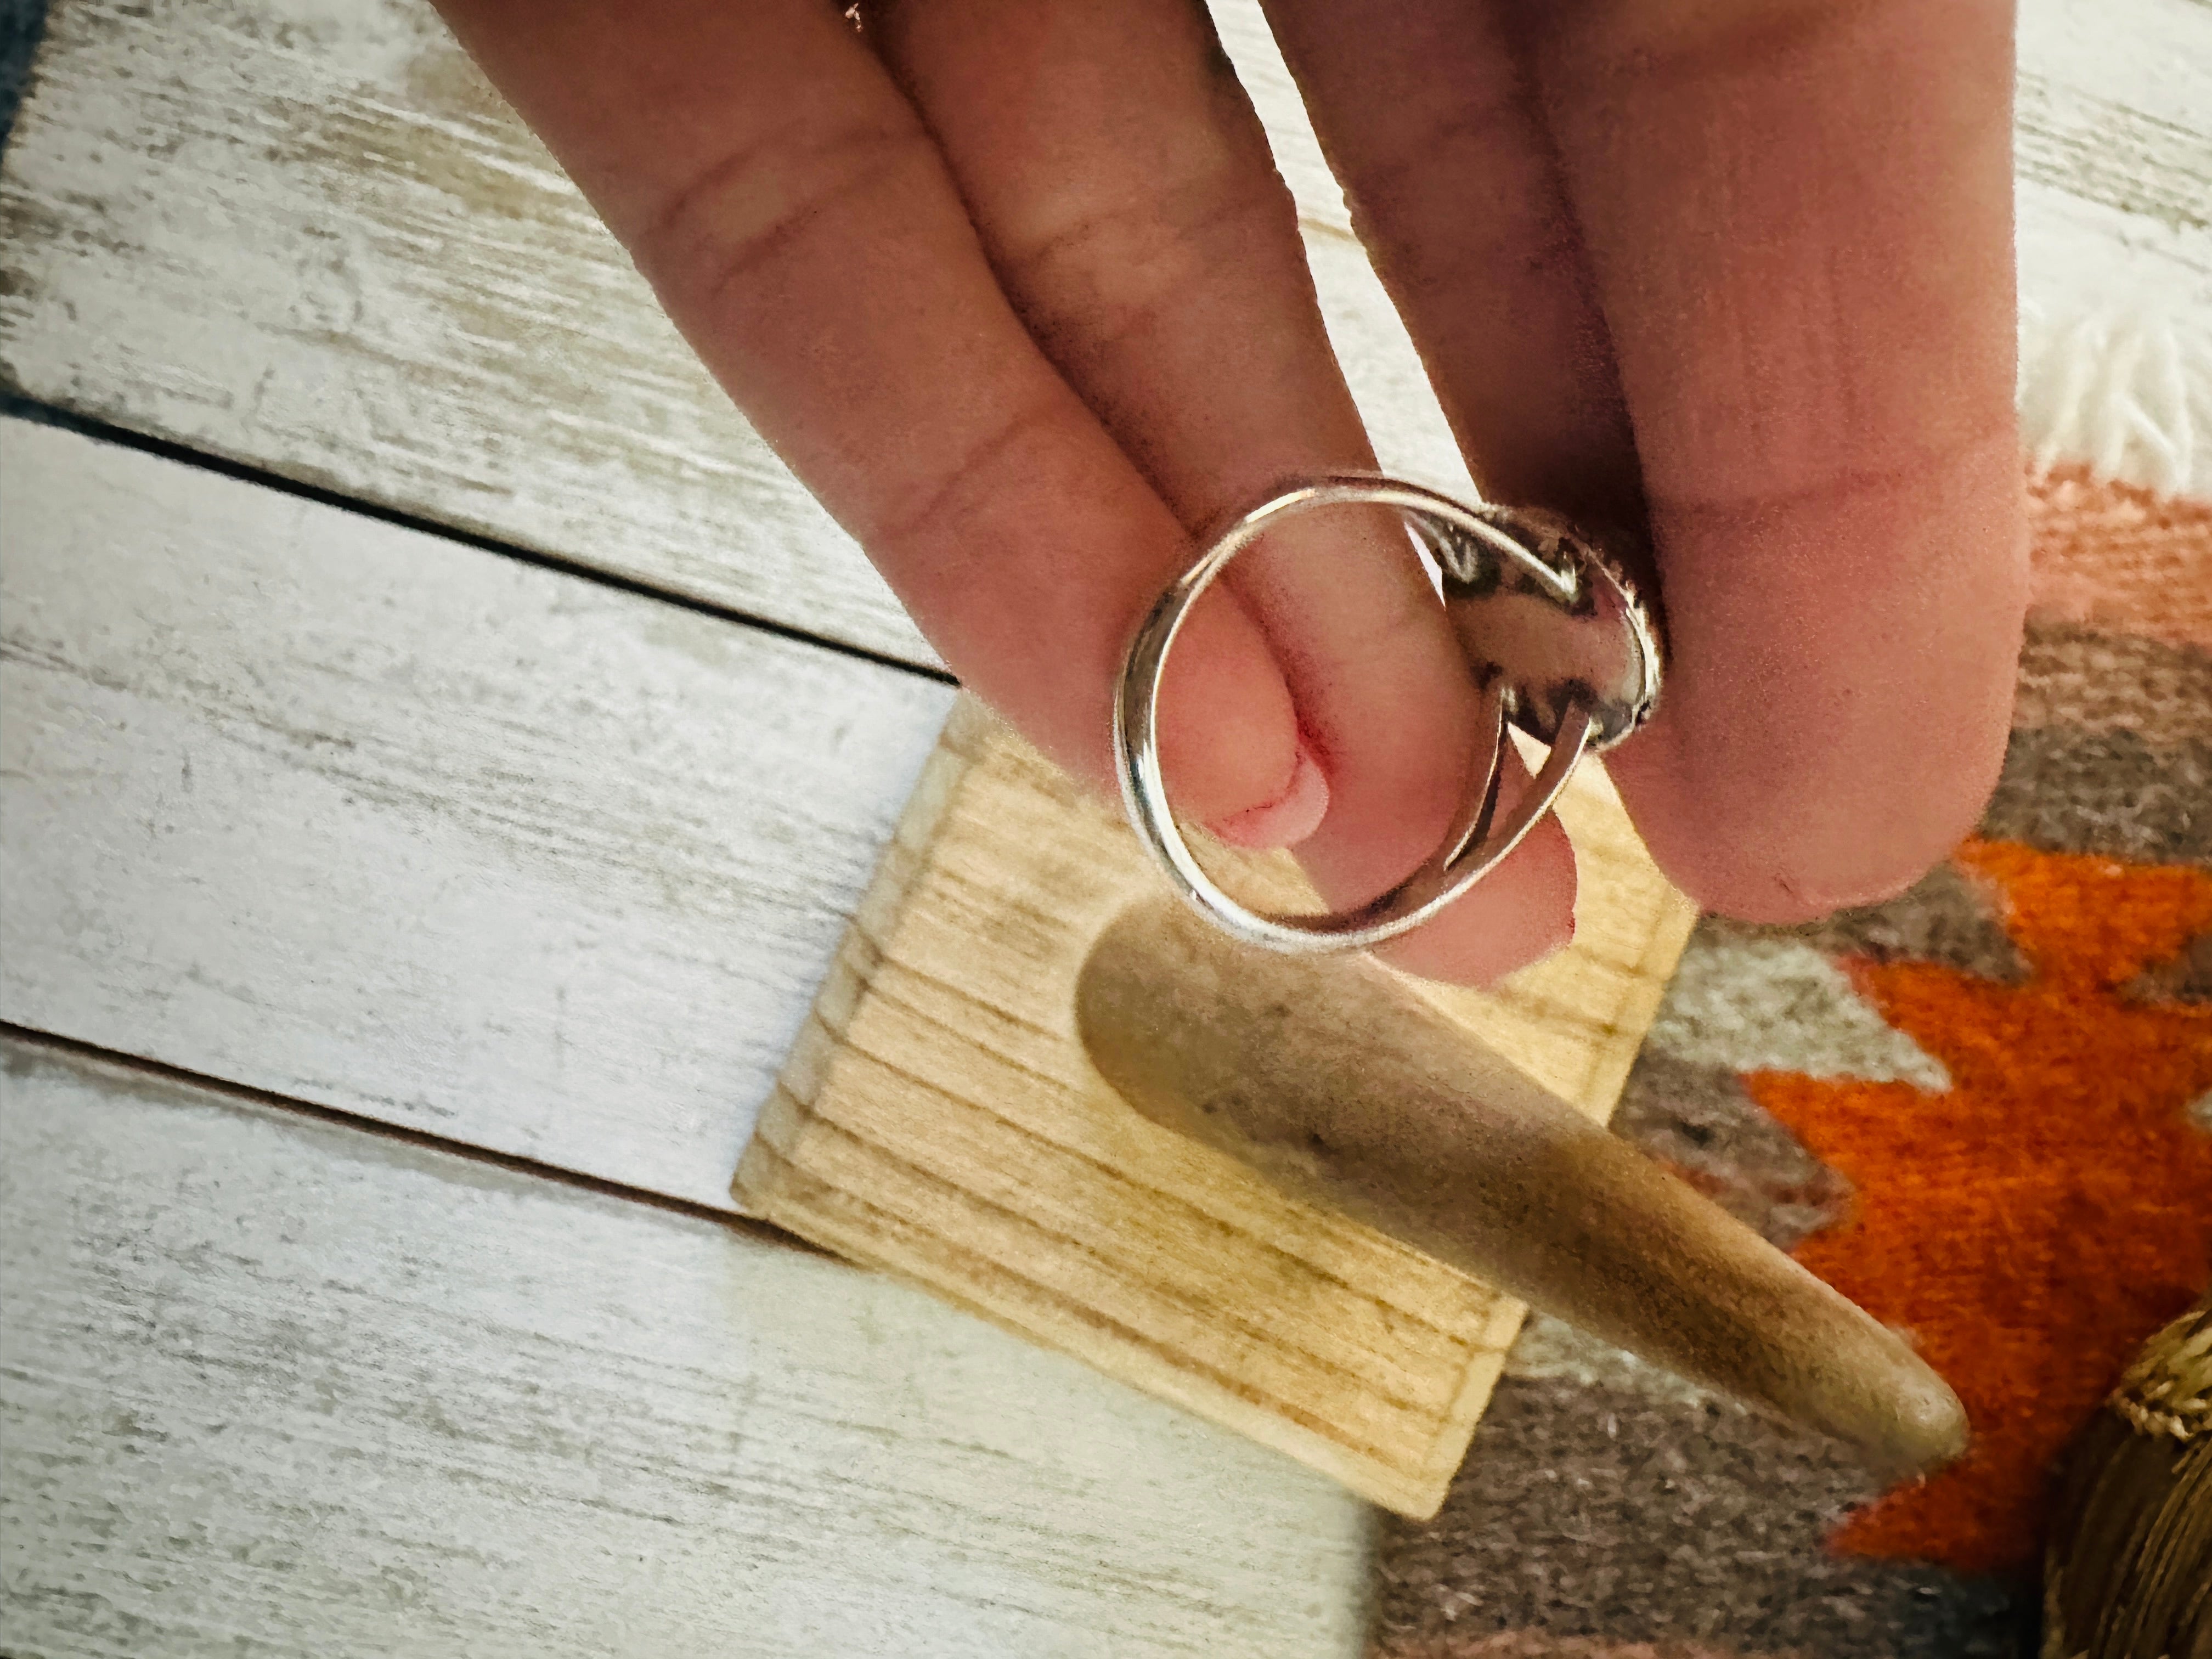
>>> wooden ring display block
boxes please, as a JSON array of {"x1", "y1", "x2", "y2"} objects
[{"x1": 736, "y1": 697, "x2": 1697, "y2": 1517}]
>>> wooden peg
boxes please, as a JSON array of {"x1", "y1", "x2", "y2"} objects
[{"x1": 1076, "y1": 896, "x2": 1969, "y2": 1481}]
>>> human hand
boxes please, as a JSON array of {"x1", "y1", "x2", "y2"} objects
[{"x1": 435, "y1": 0, "x2": 2027, "y2": 984}]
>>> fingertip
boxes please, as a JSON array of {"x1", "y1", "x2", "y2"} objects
[
  {"x1": 1607, "y1": 432, "x2": 2027, "y2": 928},
  {"x1": 1151, "y1": 583, "x2": 1312, "y2": 837},
  {"x1": 1374, "y1": 812, "x2": 1581, "y2": 985},
  {"x1": 1610, "y1": 674, "x2": 2012, "y2": 927},
  {"x1": 1209, "y1": 738, "x2": 1331, "y2": 851}
]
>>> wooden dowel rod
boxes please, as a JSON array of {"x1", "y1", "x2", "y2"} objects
[{"x1": 1076, "y1": 898, "x2": 1968, "y2": 1482}]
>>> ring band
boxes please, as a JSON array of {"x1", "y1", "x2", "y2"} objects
[{"x1": 1113, "y1": 475, "x2": 1662, "y2": 955}]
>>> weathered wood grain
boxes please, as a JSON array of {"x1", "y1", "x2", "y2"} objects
[
  {"x1": 736, "y1": 699, "x2": 1698, "y2": 1517},
  {"x1": 0, "y1": 0, "x2": 932, "y2": 663},
  {"x1": 2012, "y1": 0, "x2": 2212, "y2": 316},
  {"x1": 1, "y1": 415, "x2": 951, "y2": 1211},
  {"x1": 7, "y1": 0, "x2": 2200, "y2": 664},
  {"x1": 0, "y1": 1034, "x2": 1373, "y2": 1658}
]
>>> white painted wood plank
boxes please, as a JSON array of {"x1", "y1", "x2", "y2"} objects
[
  {"x1": 0, "y1": 0, "x2": 932, "y2": 663},
  {"x1": 2015, "y1": 0, "x2": 2212, "y2": 317},
  {"x1": 0, "y1": 1035, "x2": 1373, "y2": 1658},
  {"x1": 10, "y1": 0, "x2": 2200, "y2": 649},
  {"x1": 0, "y1": 416, "x2": 952, "y2": 1211}
]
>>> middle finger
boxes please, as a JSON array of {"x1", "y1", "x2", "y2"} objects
[{"x1": 869, "y1": 0, "x2": 1578, "y2": 980}]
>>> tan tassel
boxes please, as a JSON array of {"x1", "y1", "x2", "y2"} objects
[{"x1": 2044, "y1": 1291, "x2": 2212, "y2": 1659}]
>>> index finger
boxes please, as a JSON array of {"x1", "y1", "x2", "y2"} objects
[{"x1": 432, "y1": 0, "x2": 1309, "y2": 839}]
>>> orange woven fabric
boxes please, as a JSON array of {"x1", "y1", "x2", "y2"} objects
[
  {"x1": 1372, "y1": 466, "x2": 2212, "y2": 1656},
  {"x1": 1750, "y1": 842, "x2": 2212, "y2": 1575}
]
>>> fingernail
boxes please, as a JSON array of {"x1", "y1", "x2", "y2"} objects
[{"x1": 1209, "y1": 738, "x2": 1330, "y2": 851}]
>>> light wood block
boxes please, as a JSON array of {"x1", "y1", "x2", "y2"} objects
[
  {"x1": 0, "y1": 1034, "x2": 1373, "y2": 1658},
  {"x1": 736, "y1": 699, "x2": 1699, "y2": 1517}
]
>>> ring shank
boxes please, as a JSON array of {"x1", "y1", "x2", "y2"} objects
[{"x1": 1113, "y1": 476, "x2": 1630, "y2": 956}]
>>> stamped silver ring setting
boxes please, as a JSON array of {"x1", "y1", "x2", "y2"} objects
[{"x1": 1113, "y1": 475, "x2": 1663, "y2": 955}]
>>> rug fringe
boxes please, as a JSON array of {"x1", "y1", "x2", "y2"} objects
[{"x1": 2021, "y1": 297, "x2": 2212, "y2": 500}]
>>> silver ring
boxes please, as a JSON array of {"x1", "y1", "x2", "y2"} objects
[{"x1": 1113, "y1": 475, "x2": 1663, "y2": 954}]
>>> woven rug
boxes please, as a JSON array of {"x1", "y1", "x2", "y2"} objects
[{"x1": 1368, "y1": 455, "x2": 2212, "y2": 1655}]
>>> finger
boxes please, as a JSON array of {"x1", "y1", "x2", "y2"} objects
[
  {"x1": 1257, "y1": 0, "x2": 1642, "y2": 530},
  {"x1": 429, "y1": 0, "x2": 1304, "y2": 839},
  {"x1": 1265, "y1": 0, "x2": 2024, "y2": 920},
  {"x1": 867, "y1": 0, "x2": 1573, "y2": 981},
  {"x1": 1521, "y1": 0, "x2": 2027, "y2": 918}
]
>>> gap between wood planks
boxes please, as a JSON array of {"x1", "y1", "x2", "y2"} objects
[
  {"x1": 0, "y1": 1016, "x2": 823, "y2": 1254},
  {"x1": 0, "y1": 391, "x2": 958, "y2": 690}
]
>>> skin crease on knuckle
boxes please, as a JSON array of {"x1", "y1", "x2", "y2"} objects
[{"x1": 628, "y1": 47, "x2": 1316, "y2": 835}]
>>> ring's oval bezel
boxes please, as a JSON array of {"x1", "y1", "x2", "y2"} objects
[
  {"x1": 1113, "y1": 474, "x2": 1663, "y2": 955},
  {"x1": 1418, "y1": 501, "x2": 1664, "y2": 752}
]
